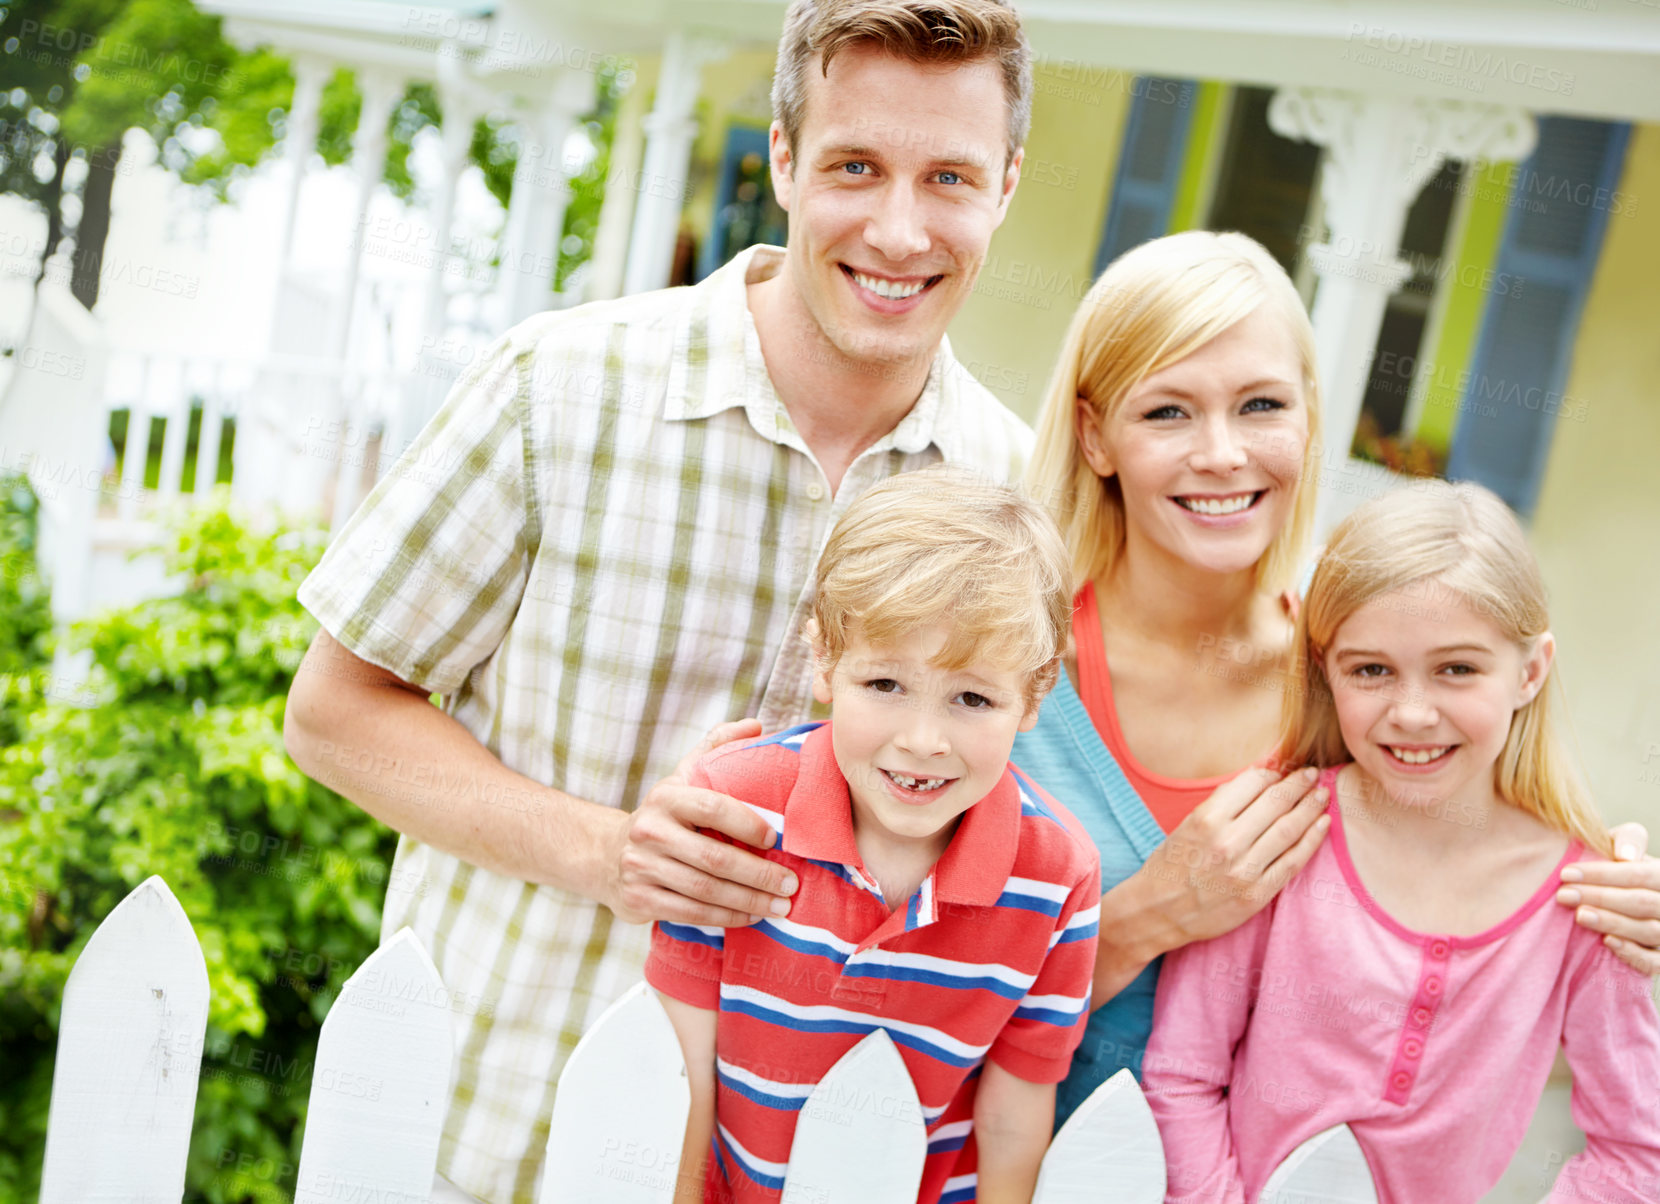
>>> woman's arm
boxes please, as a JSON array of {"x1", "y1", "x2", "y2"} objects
[
  {"x1": 1558, "y1": 823, "x2": 1660, "y2": 976},
  {"x1": 1092, "y1": 766, "x2": 1330, "y2": 1008},
  {"x1": 973, "y1": 1062, "x2": 1056, "y2": 1204},
  {"x1": 658, "y1": 992, "x2": 719, "y2": 1204}
]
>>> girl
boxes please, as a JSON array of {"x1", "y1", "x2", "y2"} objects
[{"x1": 1142, "y1": 480, "x2": 1660, "y2": 1203}]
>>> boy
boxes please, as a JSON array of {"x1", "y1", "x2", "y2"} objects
[{"x1": 645, "y1": 466, "x2": 1101, "y2": 1204}]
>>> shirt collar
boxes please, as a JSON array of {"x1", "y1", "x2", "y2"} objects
[
  {"x1": 660, "y1": 244, "x2": 980, "y2": 465},
  {"x1": 782, "y1": 723, "x2": 1019, "y2": 908}
]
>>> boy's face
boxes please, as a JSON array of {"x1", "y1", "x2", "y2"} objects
[{"x1": 812, "y1": 622, "x2": 1040, "y2": 862}]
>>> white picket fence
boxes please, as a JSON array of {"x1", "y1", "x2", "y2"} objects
[{"x1": 40, "y1": 876, "x2": 1380, "y2": 1203}]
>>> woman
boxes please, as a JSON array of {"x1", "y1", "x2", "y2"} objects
[{"x1": 1011, "y1": 230, "x2": 1660, "y2": 1127}]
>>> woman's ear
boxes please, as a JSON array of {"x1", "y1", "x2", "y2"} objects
[
  {"x1": 1074, "y1": 397, "x2": 1116, "y2": 479},
  {"x1": 1516, "y1": 631, "x2": 1556, "y2": 708}
]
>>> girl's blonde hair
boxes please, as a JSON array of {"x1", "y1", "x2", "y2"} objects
[
  {"x1": 1026, "y1": 230, "x2": 1322, "y2": 595},
  {"x1": 1279, "y1": 479, "x2": 1609, "y2": 854}
]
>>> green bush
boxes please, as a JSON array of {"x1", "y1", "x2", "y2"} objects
[{"x1": 0, "y1": 488, "x2": 398, "y2": 1203}]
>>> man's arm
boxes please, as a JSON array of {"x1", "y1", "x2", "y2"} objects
[
  {"x1": 283, "y1": 628, "x2": 797, "y2": 926},
  {"x1": 972, "y1": 1063, "x2": 1053, "y2": 1204}
]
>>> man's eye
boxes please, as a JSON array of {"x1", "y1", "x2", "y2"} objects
[
  {"x1": 842, "y1": 162, "x2": 870, "y2": 176},
  {"x1": 936, "y1": 171, "x2": 963, "y2": 185}
]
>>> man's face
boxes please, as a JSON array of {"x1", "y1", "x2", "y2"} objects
[{"x1": 769, "y1": 44, "x2": 1022, "y2": 372}]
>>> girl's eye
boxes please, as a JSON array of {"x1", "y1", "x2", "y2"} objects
[
  {"x1": 1441, "y1": 663, "x2": 1477, "y2": 676},
  {"x1": 1242, "y1": 396, "x2": 1286, "y2": 413},
  {"x1": 1351, "y1": 663, "x2": 1390, "y2": 680},
  {"x1": 957, "y1": 691, "x2": 993, "y2": 710}
]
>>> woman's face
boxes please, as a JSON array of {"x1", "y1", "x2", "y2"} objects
[{"x1": 1076, "y1": 305, "x2": 1311, "y2": 580}]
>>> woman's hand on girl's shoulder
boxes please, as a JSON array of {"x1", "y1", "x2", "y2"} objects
[
  {"x1": 1557, "y1": 822, "x2": 1660, "y2": 976},
  {"x1": 1139, "y1": 766, "x2": 1332, "y2": 951}
]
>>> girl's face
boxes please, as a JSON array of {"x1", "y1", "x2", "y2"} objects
[
  {"x1": 1075, "y1": 305, "x2": 1310, "y2": 580},
  {"x1": 1322, "y1": 586, "x2": 1553, "y2": 809}
]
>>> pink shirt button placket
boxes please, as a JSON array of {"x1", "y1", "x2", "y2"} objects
[{"x1": 1387, "y1": 939, "x2": 1452, "y2": 1104}]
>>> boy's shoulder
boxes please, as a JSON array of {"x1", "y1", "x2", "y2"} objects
[
  {"x1": 1003, "y1": 761, "x2": 1102, "y2": 890},
  {"x1": 691, "y1": 721, "x2": 825, "y2": 821}
]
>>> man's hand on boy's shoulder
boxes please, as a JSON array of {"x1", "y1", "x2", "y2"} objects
[{"x1": 601, "y1": 718, "x2": 801, "y2": 928}]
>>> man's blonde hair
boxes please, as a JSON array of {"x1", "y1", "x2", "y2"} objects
[
  {"x1": 1279, "y1": 479, "x2": 1609, "y2": 855},
  {"x1": 772, "y1": 0, "x2": 1032, "y2": 166},
  {"x1": 1026, "y1": 230, "x2": 1323, "y2": 595},
  {"x1": 810, "y1": 465, "x2": 1070, "y2": 705}
]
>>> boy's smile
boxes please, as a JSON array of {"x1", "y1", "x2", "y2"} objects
[{"x1": 812, "y1": 623, "x2": 1039, "y2": 866}]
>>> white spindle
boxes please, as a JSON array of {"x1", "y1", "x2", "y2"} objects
[
  {"x1": 1034, "y1": 1069, "x2": 1166, "y2": 1203},
  {"x1": 156, "y1": 359, "x2": 190, "y2": 499},
  {"x1": 1260, "y1": 1123, "x2": 1378, "y2": 1203},
  {"x1": 293, "y1": 928, "x2": 454, "y2": 1204},
  {"x1": 195, "y1": 380, "x2": 224, "y2": 496},
  {"x1": 540, "y1": 982, "x2": 691, "y2": 1204},
  {"x1": 118, "y1": 357, "x2": 150, "y2": 521},
  {"x1": 782, "y1": 1029, "x2": 927, "y2": 1204},
  {"x1": 39, "y1": 875, "x2": 210, "y2": 1204}
]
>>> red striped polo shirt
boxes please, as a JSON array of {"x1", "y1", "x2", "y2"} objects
[{"x1": 646, "y1": 722, "x2": 1101, "y2": 1204}]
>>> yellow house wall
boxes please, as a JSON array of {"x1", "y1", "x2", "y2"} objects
[
  {"x1": 1529, "y1": 121, "x2": 1660, "y2": 833},
  {"x1": 946, "y1": 61, "x2": 1132, "y2": 423}
]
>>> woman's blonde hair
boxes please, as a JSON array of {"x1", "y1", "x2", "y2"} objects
[
  {"x1": 1278, "y1": 479, "x2": 1608, "y2": 854},
  {"x1": 1026, "y1": 230, "x2": 1322, "y2": 595},
  {"x1": 810, "y1": 464, "x2": 1071, "y2": 706}
]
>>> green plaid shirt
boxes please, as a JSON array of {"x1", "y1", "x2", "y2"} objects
[{"x1": 296, "y1": 245, "x2": 1034, "y2": 1202}]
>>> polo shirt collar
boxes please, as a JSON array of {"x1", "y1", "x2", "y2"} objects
[
  {"x1": 660, "y1": 245, "x2": 979, "y2": 465},
  {"x1": 782, "y1": 723, "x2": 1020, "y2": 910}
]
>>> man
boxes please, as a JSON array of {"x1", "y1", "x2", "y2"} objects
[{"x1": 285, "y1": 2, "x2": 1035, "y2": 1199}]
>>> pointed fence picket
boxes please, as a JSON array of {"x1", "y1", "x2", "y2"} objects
[{"x1": 39, "y1": 876, "x2": 1382, "y2": 1203}]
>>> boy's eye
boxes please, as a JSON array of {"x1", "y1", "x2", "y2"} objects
[
  {"x1": 956, "y1": 691, "x2": 993, "y2": 710},
  {"x1": 864, "y1": 678, "x2": 901, "y2": 694}
]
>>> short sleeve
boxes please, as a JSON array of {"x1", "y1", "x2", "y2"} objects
[
  {"x1": 646, "y1": 920, "x2": 726, "y2": 1009},
  {"x1": 986, "y1": 859, "x2": 1101, "y2": 1083},
  {"x1": 296, "y1": 334, "x2": 539, "y2": 695}
]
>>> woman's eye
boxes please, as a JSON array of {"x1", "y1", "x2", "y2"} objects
[
  {"x1": 1143, "y1": 404, "x2": 1184, "y2": 421},
  {"x1": 1242, "y1": 396, "x2": 1286, "y2": 413},
  {"x1": 957, "y1": 691, "x2": 993, "y2": 710}
]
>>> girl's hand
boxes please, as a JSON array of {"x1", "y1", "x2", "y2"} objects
[
  {"x1": 1557, "y1": 822, "x2": 1660, "y2": 976},
  {"x1": 1092, "y1": 767, "x2": 1329, "y2": 1006},
  {"x1": 1140, "y1": 766, "x2": 1331, "y2": 948}
]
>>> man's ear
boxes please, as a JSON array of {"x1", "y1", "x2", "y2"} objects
[
  {"x1": 769, "y1": 121, "x2": 795, "y2": 213},
  {"x1": 1075, "y1": 397, "x2": 1115, "y2": 479},
  {"x1": 992, "y1": 147, "x2": 1023, "y2": 227},
  {"x1": 1517, "y1": 631, "x2": 1556, "y2": 708}
]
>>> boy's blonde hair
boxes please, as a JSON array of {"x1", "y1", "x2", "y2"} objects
[
  {"x1": 772, "y1": 0, "x2": 1032, "y2": 166},
  {"x1": 810, "y1": 465, "x2": 1070, "y2": 706},
  {"x1": 1279, "y1": 479, "x2": 1609, "y2": 854},
  {"x1": 1026, "y1": 230, "x2": 1323, "y2": 595}
]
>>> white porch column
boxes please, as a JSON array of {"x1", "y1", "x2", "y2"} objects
[
  {"x1": 279, "y1": 55, "x2": 332, "y2": 267},
  {"x1": 332, "y1": 68, "x2": 405, "y2": 364},
  {"x1": 623, "y1": 32, "x2": 731, "y2": 296},
  {"x1": 423, "y1": 61, "x2": 491, "y2": 343},
  {"x1": 1267, "y1": 91, "x2": 1536, "y2": 482},
  {"x1": 492, "y1": 68, "x2": 597, "y2": 327}
]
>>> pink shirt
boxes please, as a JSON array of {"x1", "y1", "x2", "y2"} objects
[{"x1": 1144, "y1": 766, "x2": 1660, "y2": 1204}]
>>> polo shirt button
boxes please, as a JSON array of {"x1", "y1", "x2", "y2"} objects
[
  {"x1": 1425, "y1": 976, "x2": 1443, "y2": 996},
  {"x1": 1404, "y1": 1038, "x2": 1423, "y2": 1059},
  {"x1": 807, "y1": 482, "x2": 825, "y2": 501},
  {"x1": 1411, "y1": 1006, "x2": 1432, "y2": 1027},
  {"x1": 1430, "y1": 939, "x2": 1449, "y2": 959},
  {"x1": 1392, "y1": 1071, "x2": 1412, "y2": 1091}
]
